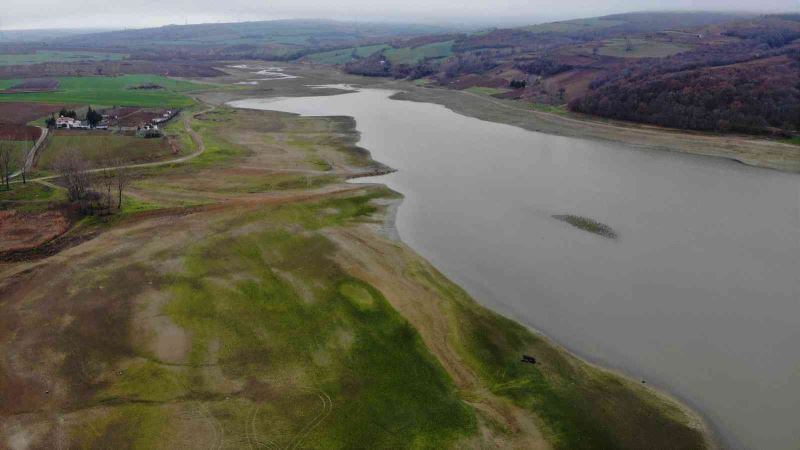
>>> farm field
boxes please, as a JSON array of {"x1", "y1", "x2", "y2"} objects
[
  {"x1": 35, "y1": 131, "x2": 178, "y2": 169},
  {"x1": 384, "y1": 40, "x2": 454, "y2": 64},
  {"x1": 0, "y1": 102, "x2": 67, "y2": 125},
  {"x1": 304, "y1": 44, "x2": 391, "y2": 64},
  {"x1": 0, "y1": 124, "x2": 41, "y2": 141},
  {"x1": 0, "y1": 75, "x2": 204, "y2": 107},
  {"x1": 597, "y1": 38, "x2": 692, "y2": 57},
  {"x1": 0, "y1": 50, "x2": 126, "y2": 66}
]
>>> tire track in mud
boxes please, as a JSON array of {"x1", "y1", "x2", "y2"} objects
[
  {"x1": 242, "y1": 385, "x2": 333, "y2": 450},
  {"x1": 285, "y1": 388, "x2": 333, "y2": 450}
]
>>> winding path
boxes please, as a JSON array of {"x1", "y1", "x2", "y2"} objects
[{"x1": 10, "y1": 126, "x2": 48, "y2": 179}]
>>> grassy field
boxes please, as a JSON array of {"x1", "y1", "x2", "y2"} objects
[
  {"x1": 159, "y1": 198, "x2": 476, "y2": 448},
  {"x1": 526, "y1": 102, "x2": 569, "y2": 115},
  {"x1": 384, "y1": 40, "x2": 454, "y2": 65},
  {"x1": 35, "y1": 132, "x2": 176, "y2": 170},
  {"x1": 0, "y1": 75, "x2": 204, "y2": 107},
  {"x1": 0, "y1": 181, "x2": 63, "y2": 208},
  {"x1": 0, "y1": 139, "x2": 30, "y2": 179},
  {"x1": 304, "y1": 44, "x2": 391, "y2": 64},
  {"x1": 402, "y1": 261, "x2": 704, "y2": 449},
  {"x1": 0, "y1": 139, "x2": 29, "y2": 155},
  {"x1": 465, "y1": 86, "x2": 511, "y2": 96},
  {"x1": 598, "y1": 38, "x2": 692, "y2": 58},
  {"x1": 0, "y1": 50, "x2": 126, "y2": 66}
]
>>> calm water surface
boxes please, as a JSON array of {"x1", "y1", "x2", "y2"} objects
[{"x1": 230, "y1": 88, "x2": 800, "y2": 450}]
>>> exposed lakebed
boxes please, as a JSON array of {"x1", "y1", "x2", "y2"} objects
[{"x1": 231, "y1": 87, "x2": 800, "y2": 450}]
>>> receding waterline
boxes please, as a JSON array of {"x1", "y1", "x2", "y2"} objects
[{"x1": 229, "y1": 87, "x2": 800, "y2": 450}]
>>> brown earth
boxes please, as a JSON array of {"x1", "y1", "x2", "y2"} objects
[
  {"x1": 0, "y1": 102, "x2": 67, "y2": 125},
  {"x1": 0, "y1": 60, "x2": 224, "y2": 79},
  {"x1": 0, "y1": 209, "x2": 69, "y2": 253},
  {"x1": 3, "y1": 79, "x2": 60, "y2": 93},
  {"x1": 539, "y1": 68, "x2": 604, "y2": 102},
  {"x1": 0, "y1": 124, "x2": 41, "y2": 141},
  {"x1": 110, "y1": 109, "x2": 169, "y2": 127}
]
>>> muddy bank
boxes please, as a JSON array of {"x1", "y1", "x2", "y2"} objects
[
  {"x1": 213, "y1": 62, "x2": 800, "y2": 174},
  {"x1": 390, "y1": 87, "x2": 800, "y2": 174}
]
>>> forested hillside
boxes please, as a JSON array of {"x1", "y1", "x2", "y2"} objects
[{"x1": 330, "y1": 12, "x2": 800, "y2": 136}]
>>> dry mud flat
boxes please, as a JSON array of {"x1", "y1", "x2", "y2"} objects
[
  {"x1": 0, "y1": 83, "x2": 711, "y2": 449},
  {"x1": 0, "y1": 210, "x2": 69, "y2": 253}
]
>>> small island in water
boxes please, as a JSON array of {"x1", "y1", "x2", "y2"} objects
[{"x1": 553, "y1": 214, "x2": 618, "y2": 239}]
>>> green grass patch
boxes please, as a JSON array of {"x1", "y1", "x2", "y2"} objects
[
  {"x1": 71, "y1": 404, "x2": 167, "y2": 450},
  {"x1": 247, "y1": 187, "x2": 397, "y2": 230},
  {"x1": 305, "y1": 44, "x2": 391, "y2": 64},
  {"x1": 186, "y1": 109, "x2": 249, "y2": 168},
  {"x1": 407, "y1": 262, "x2": 706, "y2": 449},
  {"x1": 465, "y1": 86, "x2": 511, "y2": 96},
  {"x1": 338, "y1": 281, "x2": 377, "y2": 312},
  {"x1": 782, "y1": 136, "x2": 800, "y2": 146},
  {"x1": 384, "y1": 40, "x2": 454, "y2": 65},
  {"x1": 119, "y1": 195, "x2": 161, "y2": 214},
  {"x1": 98, "y1": 360, "x2": 187, "y2": 403},
  {"x1": 0, "y1": 75, "x2": 204, "y2": 107},
  {"x1": 0, "y1": 182, "x2": 64, "y2": 212},
  {"x1": 597, "y1": 38, "x2": 692, "y2": 58},
  {"x1": 161, "y1": 203, "x2": 476, "y2": 447},
  {"x1": 528, "y1": 102, "x2": 569, "y2": 115},
  {"x1": 0, "y1": 50, "x2": 126, "y2": 66},
  {"x1": 223, "y1": 173, "x2": 339, "y2": 193}
]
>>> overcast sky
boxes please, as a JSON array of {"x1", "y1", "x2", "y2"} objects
[{"x1": 2, "y1": 0, "x2": 799, "y2": 30}]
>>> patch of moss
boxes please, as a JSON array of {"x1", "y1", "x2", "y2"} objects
[
  {"x1": 338, "y1": 280, "x2": 377, "y2": 311},
  {"x1": 73, "y1": 404, "x2": 168, "y2": 449},
  {"x1": 222, "y1": 173, "x2": 339, "y2": 193},
  {"x1": 97, "y1": 360, "x2": 187, "y2": 403}
]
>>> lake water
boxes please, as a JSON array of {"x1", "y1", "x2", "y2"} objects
[{"x1": 230, "y1": 88, "x2": 800, "y2": 450}]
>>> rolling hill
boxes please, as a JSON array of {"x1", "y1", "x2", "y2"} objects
[
  {"x1": 54, "y1": 20, "x2": 456, "y2": 60},
  {"x1": 338, "y1": 12, "x2": 800, "y2": 136}
]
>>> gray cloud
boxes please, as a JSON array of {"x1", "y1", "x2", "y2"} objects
[{"x1": 2, "y1": 0, "x2": 799, "y2": 30}]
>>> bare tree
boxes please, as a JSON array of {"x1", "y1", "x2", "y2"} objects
[
  {"x1": 20, "y1": 134, "x2": 36, "y2": 185},
  {"x1": 53, "y1": 149, "x2": 92, "y2": 201},
  {"x1": 113, "y1": 158, "x2": 131, "y2": 209},
  {"x1": 97, "y1": 166, "x2": 115, "y2": 211},
  {"x1": 0, "y1": 142, "x2": 16, "y2": 191}
]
